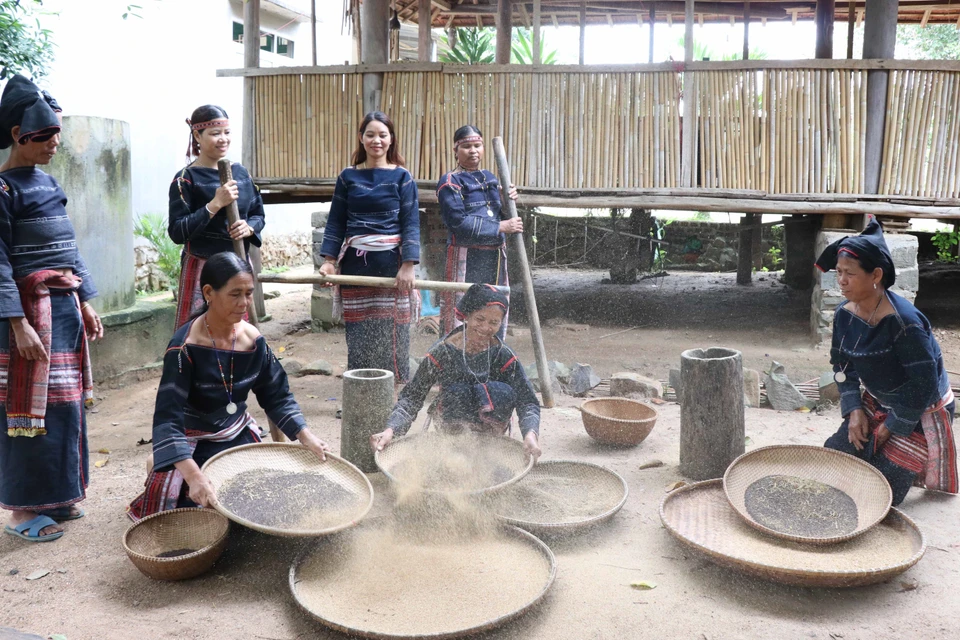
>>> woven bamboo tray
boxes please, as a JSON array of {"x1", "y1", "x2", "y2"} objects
[
  {"x1": 723, "y1": 445, "x2": 892, "y2": 544},
  {"x1": 123, "y1": 508, "x2": 229, "y2": 581},
  {"x1": 202, "y1": 443, "x2": 373, "y2": 538},
  {"x1": 289, "y1": 523, "x2": 556, "y2": 639},
  {"x1": 375, "y1": 432, "x2": 534, "y2": 497},
  {"x1": 659, "y1": 480, "x2": 925, "y2": 588},
  {"x1": 494, "y1": 460, "x2": 628, "y2": 536}
]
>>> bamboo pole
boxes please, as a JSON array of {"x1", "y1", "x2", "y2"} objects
[
  {"x1": 217, "y1": 159, "x2": 258, "y2": 330},
  {"x1": 257, "y1": 272, "x2": 510, "y2": 293}
]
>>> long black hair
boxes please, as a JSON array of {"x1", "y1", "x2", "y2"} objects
[
  {"x1": 352, "y1": 111, "x2": 405, "y2": 167},
  {"x1": 188, "y1": 251, "x2": 253, "y2": 320},
  {"x1": 186, "y1": 104, "x2": 229, "y2": 161}
]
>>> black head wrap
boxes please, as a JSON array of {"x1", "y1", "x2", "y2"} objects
[
  {"x1": 0, "y1": 74, "x2": 62, "y2": 149},
  {"x1": 814, "y1": 217, "x2": 896, "y2": 289},
  {"x1": 455, "y1": 283, "x2": 509, "y2": 321}
]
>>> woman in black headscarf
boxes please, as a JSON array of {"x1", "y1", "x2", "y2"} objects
[
  {"x1": 369, "y1": 283, "x2": 541, "y2": 461},
  {"x1": 816, "y1": 217, "x2": 955, "y2": 505}
]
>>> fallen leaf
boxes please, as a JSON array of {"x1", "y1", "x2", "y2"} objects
[
  {"x1": 56, "y1": 569, "x2": 67, "y2": 574},
  {"x1": 664, "y1": 481, "x2": 687, "y2": 492},
  {"x1": 136, "y1": 438, "x2": 152, "y2": 446},
  {"x1": 26, "y1": 569, "x2": 50, "y2": 581},
  {"x1": 307, "y1": 395, "x2": 318, "y2": 399},
  {"x1": 899, "y1": 579, "x2": 919, "y2": 592},
  {"x1": 97, "y1": 448, "x2": 111, "y2": 454},
  {"x1": 638, "y1": 459, "x2": 665, "y2": 470},
  {"x1": 95, "y1": 459, "x2": 109, "y2": 468},
  {"x1": 278, "y1": 346, "x2": 285, "y2": 353},
  {"x1": 49, "y1": 635, "x2": 68, "y2": 640},
  {"x1": 630, "y1": 580, "x2": 657, "y2": 590},
  {"x1": 111, "y1": 422, "x2": 119, "y2": 426},
  {"x1": 651, "y1": 398, "x2": 666, "y2": 405},
  {"x1": 744, "y1": 436, "x2": 753, "y2": 446}
]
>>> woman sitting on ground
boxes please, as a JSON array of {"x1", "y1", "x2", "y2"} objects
[
  {"x1": 128, "y1": 252, "x2": 330, "y2": 520},
  {"x1": 817, "y1": 218, "x2": 955, "y2": 506},
  {"x1": 370, "y1": 283, "x2": 541, "y2": 461}
]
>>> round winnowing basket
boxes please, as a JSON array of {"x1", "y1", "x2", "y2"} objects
[
  {"x1": 289, "y1": 523, "x2": 556, "y2": 639},
  {"x1": 494, "y1": 460, "x2": 628, "y2": 536},
  {"x1": 201, "y1": 443, "x2": 373, "y2": 537},
  {"x1": 375, "y1": 433, "x2": 534, "y2": 497},
  {"x1": 123, "y1": 508, "x2": 230, "y2": 581},
  {"x1": 659, "y1": 479, "x2": 924, "y2": 588},
  {"x1": 723, "y1": 445, "x2": 893, "y2": 544}
]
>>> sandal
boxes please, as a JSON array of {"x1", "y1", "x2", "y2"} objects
[
  {"x1": 4, "y1": 515, "x2": 64, "y2": 542},
  {"x1": 39, "y1": 506, "x2": 85, "y2": 521}
]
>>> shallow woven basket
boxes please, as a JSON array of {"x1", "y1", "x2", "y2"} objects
[
  {"x1": 375, "y1": 433, "x2": 534, "y2": 497},
  {"x1": 201, "y1": 442, "x2": 374, "y2": 537},
  {"x1": 289, "y1": 523, "x2": 557, "y2": 640},
  {"x1": 580, "y1": 398, "x2": 658, "y2": 446},
  {"x1": 723, "y1": 445, "x2": 893, "y2": 544},
  {"x1": 123, "y1": 508, "x2": 229, "y2": 581},
  {"x1": 495, "y1": 460, "x2": 628, "y2": 536},
  {"x1": 659, "y1": 479, "x2": 924, "y2": 588}
]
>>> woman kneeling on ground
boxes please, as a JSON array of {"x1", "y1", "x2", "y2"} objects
[
  {"x1": 128, "y1": 252, "x2": 330, "y2": 520},
  {"x1": 817, "y1": 218, "x2": 956, "y2": 506},
  {"x1": 370, "y1": 283, "x2": 541, "y2": 461}
]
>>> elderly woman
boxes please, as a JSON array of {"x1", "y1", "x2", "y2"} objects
[
  {"x1": 128, "y1": 252, "x2": 329, "y2": 520},
  {"x1": 318, "y1": 111, "x2": 419, "y2": 382},
  {"x1": 169, "y1": 105, "x2": 265, "y2": 329},
  {"x1": 370, "y1": 283, "x2": 541, "y2": 461},
  {"x1": 436, "y1": 125, "x2": 519, "y2": 338},
  {"x1": 0, "y1": 75, "x2": 103, "y2": 542},
  {"x1": 817, "y1": 218, "x2": 956, "y2": 505}
]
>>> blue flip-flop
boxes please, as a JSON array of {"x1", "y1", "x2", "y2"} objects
[
  {"x1": 39, "y1": 506, "x2": 85, "y2": 521},
  {"x1": 4, "y1": 515, "x2": 64, "y2": 542}
]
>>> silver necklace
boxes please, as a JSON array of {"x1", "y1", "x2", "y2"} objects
[
  {"x1": 456, "y1": 165, "x2": 495, "y2": 217},
  {"x1": 835, "y1": 293, "x2": 884, "y2": 384},
  {"x1": 204, "y1": 315, "x2": 238, "y2": 414},
  {"x1": 460, "y1": 333, "x2": 492, "y2": 384}
]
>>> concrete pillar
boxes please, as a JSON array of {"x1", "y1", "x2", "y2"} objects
[
  {"x1": 648, "y1": 6, "x2": 655, "y2": 63},
  {"x1": 783, "y1": 216, "x2": 819, "y2": 290},
  {"x1": 497, "y1": 0, "x2": 512, "y2": 64},
  {"x1": 863, "y1": 0, "x2": 898, "y2": 195},
  {"x1": 580, "y1": 1, "x2": 587, "y2": 65},
  {"x1": 362, "y1": 0, "x2": 390, "y2": 113},
  {"x1": 418, "y1": 0, "x2": 432, "y2": 62},
  {"x1": 815, "y1": 0, "x2": 835, "y2": 59}
]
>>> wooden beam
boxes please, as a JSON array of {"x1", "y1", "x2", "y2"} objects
[
  {"x1": 419, "y1": 0, "x2": 432, "y2": 61},
  {"x1": 496, "y1": 0, "x2": 512, "y2": 64},
  {"x1": 534, "y1": 0, "x2": 542, "y2": 64},
  {"x1": 649, "y1": 5, "x2": 656, "y2": 62},
  {"x1": 847, "y1": 0, "x2": 856, "y2": 58},
  {"x1": 552, "y1": 13, "x2": 559, "y2": 28},
  {"x1": 921, "y1": 7, "x2": 933, "y2": 26},
  {"x1": 863, "y1": 0, "x2": 898, "y2": 194},
  {"x1": 579, "y1": 1, "x2": 586, "y2": 64},
  {"x1": 311, "y1": 0, "x2": 317, "y2": 66},
  {"x1": 518, "y1": 1, "x2": 531, "y2": 28},
  {"x1": 242, "y1": 0, "x2": 259, "y2": 173},
  {"x1": 815, "y1": 0, "x2": 835, "y2": 58},
  {"x1": 681, "y1": 0, "x2": 695, "y2": 187},
  {"x1": 743, "y1": 1, "x2": 750, "y2": 59}
]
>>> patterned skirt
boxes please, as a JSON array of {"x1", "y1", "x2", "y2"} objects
[{"x1": 440, "y1": 243, "x2": 509, "y2": 338}]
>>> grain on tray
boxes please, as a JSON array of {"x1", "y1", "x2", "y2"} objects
[{"x1": 744, "y1": 474, "x2": 859, "y2": 538}]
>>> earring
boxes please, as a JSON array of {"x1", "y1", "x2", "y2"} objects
[{"x1": 873, "y1": 283, "x2": 877, "y2": 289}]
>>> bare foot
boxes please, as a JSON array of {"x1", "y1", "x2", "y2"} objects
[{"x1": 8, "y1": 510, "x2": 63, "y2": 538}]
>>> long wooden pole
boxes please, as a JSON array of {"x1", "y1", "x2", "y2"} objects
[
  {"x1": 579, "y1": 1, "x2": 586, "y2": 65},
  {"x1": 419, "y1": 0, "x2": 432, "y2": 61},
  {"x1": 311, "y1": 0, "x2": 318, "y2": 66},
  {"x1": 680, "y1": 0, "x2": 695, "y2": 187},
  {"x1": 257, "y1": 272, "x2": 510, "y2": 294},
  {"x1": 496, "y1": 0, "x2": 512, "y2": 64},
  {"x1": 242, "y1": 0, "x2": 267, "y2": 325},
  {"x1": 533, "y1": 0, "x2": 542, "y2": 64},
  {"x1": 649, "y1": 6, "x2": 655, "y2": 63},
  {"x1": 492, "y1": 137, "x2": 555, "y2": 409}
]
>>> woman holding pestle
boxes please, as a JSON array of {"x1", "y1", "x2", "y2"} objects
[
  {"x1": 370, "y1": 283, "x2": 541, "y2": 461},
  {"x1": 816, "y1": 217, "x2": 956, "y2": 505},
  {"x1": 128, "y1": 252, "x2": 330, "y2": 520}
]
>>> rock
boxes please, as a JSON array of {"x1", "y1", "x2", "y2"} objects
[
  {"x1": 668, "y1": 368, "x2": 682, "y2": 401},
  {"x1": 743, "y1": 368, "x2": 761, "y2": 408},
  {"x1": 610, "y1": 372, "x2": 663, "y2": 399},
  {"x1": 311, "y1": 210, "x2": 329, "y2": 229},
  {"x1": 556, "y1": 323, "x2": 591, "y2": 332},
  {"x1": 765, "y1": 361, "x2": 816, "y2": 411},
  {"x1": 567, "y1": 363, "x2": 601, "y2": 396},
  {"x1": 718, "y1": 247, "x2": 739, "y2": 270},
  {"x1": 0, "y1": 627, "x2": 47, "y2": 640},
  {"x1": 524, "y1": 362, "x2": 562, "y2": 395},
  {"x1": 552, "y1": 361, "x2": 572, "y2": 384},
  {"x1": 819, "y1": 371, "x2": 841, "y2": 403},
  {"x1": 263, "y1": 290, "x2": 281, "y2": 300},
  {"x1": 300, "y1": 360, "x2": 334, "y2": 376},
  {"x1": 281, "y1": 358, "x2": 303, "y2": 376}
]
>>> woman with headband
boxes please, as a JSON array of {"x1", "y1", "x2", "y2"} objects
[
  {"x1": 169, "y1": 105, "x2": 265, "y2": 329},
  {"x1": 436, "y1": 125, "x2": 520, "y2": 338}
]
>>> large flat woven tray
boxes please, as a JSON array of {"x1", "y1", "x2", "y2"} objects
[
  {"x1": 289, "y1": 522, "x2": 556, "y2": 639},
  {"x1": 375, "y1": 432, "x2": 534, "y2": 496},
  {"x1": 201, "y1": 443, "x2": 373, "y2": 538},
  {"x1": 659, "y1": 479, "x2": 925, "y2": 588},
  {"x1": 723, "y1": 445, "x2": 892, "y2": 544},
  {"x1": 494, "y1": 460, "x2": 628, "y2": 535}
]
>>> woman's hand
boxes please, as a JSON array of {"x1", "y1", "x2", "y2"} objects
[
  {"x1": 81, "y1": 303, "x2": 104, "y2": 341},
  {"x1": 318, "y1": 259, "x2": 337, "y2": 286},
  {"x1": 228, "y1": 219, "x2": 254, "y2": 240},
  {"x1": 370, "y1": 428, "x2": 394, "y2": 453},
  {"x1": 175, "y1": 459, "x2": 217, "y2": 508},
  {"x1": 396, "y1": 262, "x2": 416, "y2": 293},
  {"x1": 506, "y1": 184, "x2": 519, "y2": 201},
  {"x1": 297, "y1": 429, "x2": 331, "y2": 461},
  {"x1": 11, "y1": 319, "x2": 47, "y2": 362},
  {"x1": 874, "y1": 424, "x2": 892, "y2": 451},
  {"x1": 209, "y1": 180, "x2": 239, "y2": 213},
  {"x1": 847, "y1": 409, "x2": 870, "y2": 451},
  {"x1": 523, "y1": 432, "x2": 541, "y2": 462},
  {"x1": 499, "y1": 218, "x2": 524, "y2": 235}
]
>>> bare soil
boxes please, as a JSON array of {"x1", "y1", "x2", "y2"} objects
[{"x1": 2, "y1": 268, "x2": 959, "y2": 640}]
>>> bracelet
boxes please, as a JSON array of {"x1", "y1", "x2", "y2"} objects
[
  {"x1": 81, "y1": 302, "x2": 92, "y2": 310},
  {"x1": 205, "y1": 203, "x2": 216, "y2": 215}
]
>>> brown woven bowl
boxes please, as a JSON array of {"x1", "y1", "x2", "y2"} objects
[
  {"x1": 723, "y1": 445, "x2": 893, "y2": 545},
  {"x1": 580, "y1": 398, "x2": 658, "y2": 446},
  {"x1": 123, "y1": 508, "x2": 229, "y2": 581}
]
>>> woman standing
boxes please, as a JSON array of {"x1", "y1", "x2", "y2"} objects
[
  {"x1": 169, "y1": 105, "x2": 264, "y2": 329},
  {"x1": 0, "y1": 75, "x2": 103, "y2": 542},
  {"x1": 129, "y1": 252, "x2": 330, "y2": 520},
  {"x1": 437, "y1": 125, "x2": 519, "y2": 337},
  {"x1": 817, "y1": 218, "x2": 956, "y2": 505},
  {"x1": 318, "y1": 111, "x2": 420, "y2": 382}
]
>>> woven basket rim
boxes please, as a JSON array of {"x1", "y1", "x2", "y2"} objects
[
  {"x1": 722, "y1": 444, "x2": 894, "y2": 544},
  {"x1": 579, "y1": 398, "x2": 659, "y2": 424},
  {"x1": 495, "y1": 460, "x2": 629, "y2": 533},
  {"x1": 374, "y1": 433, "x2": 535, "y2": 496},
  {"x1": 659, "y1": 479, "x2": 925, "y2": 583},
  {"x1": 122, "y1": 507, "x2": 229, "y2": 565},
  {"x1": 288, "y1": 523, "x2": 557, "y2": 640},
  {"x1": 201, "y1": 442, "x2": 375, "y2": 537}
]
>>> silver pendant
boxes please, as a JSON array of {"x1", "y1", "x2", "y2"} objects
[
  {"x1": 486, "y1": 207, "x2": 494, "y2": 217},
  {"x1": 226, "y1": 402, "x2": 238, "y2": 415},
  {"x1": 834, "y1": 371, "x2": 847, "y2": 384}
]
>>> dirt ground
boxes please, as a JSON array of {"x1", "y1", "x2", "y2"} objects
[{"x1": 2, "y1": 268, "x2": 959, "y2": 640}]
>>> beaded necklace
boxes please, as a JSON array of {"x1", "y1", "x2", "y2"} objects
[
  {"x1": 455, "y1": 165, "x2": 495, "y2": 218},
  {"x1": 204, "y1": 315, "x2": 238, "y2": 414}
]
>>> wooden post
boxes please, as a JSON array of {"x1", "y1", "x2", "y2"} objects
[
  {"x1": 648, "y1": 6, "x2": 655, "y2": 63},
  {"x1": 783, "y1": 215, "x2": 819, "y2": 290},
  {"x1": 846, "y1": 0, "x2": 855, "y2": 59},
  {"x1": 579, "y1": 1, "x2": 586, "y2": 65},
  {"x1": 863, "y1": 0, "x2": 898, "y2": 195},
  {"x1": 743, "y1": 1, "x2": 750, "y2": 60},
  {"x1": 815, "y1": 0, "x2": 835, "y2": 59},
  {"x1": 361, "y1": 0, "x2": 390, "y2": 112},
  {"x1": 419, "y1": 0, "x2": 432, "y2": 61},
  {"x1": 533, "y1": 0, "x2": 541, "y2": 64},
  {"x1": 680, "y1": 0, "x2": 695, "y2": 187},
  {"x1": 311, "y1": 0, "x2": 318, "y2": 65},
  {"x1": 751, "y1": 214, "x2": 763, "y2": 270},
  {"x1": 492, "y1": 137, "x2": 555, "y2": 409},
  {"x1": 737, "y1": 213, "x2": 755, "y2": 285},
  {"x1": 242, "y1": 0, "x2": 267, "y2": 325},
  {"x1": 679, "y1": 348, "x2": 745, "y2": 481},
  {"x1": 496, "y1": 0, "x2": 512, "y2": 64}
]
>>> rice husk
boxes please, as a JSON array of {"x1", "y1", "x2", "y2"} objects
[
  {"x1": 496, "y1": 465, "x2": 623, "y2": 524},
  {"x1": 744, "y1": 474, "x2": 859, "y2": 538}
]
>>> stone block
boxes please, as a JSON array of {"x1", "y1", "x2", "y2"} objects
[
  {"x1": 669, "y1": 368, "x2": 682, "y2": 400},
  {"x1": 816, "y1": 268, "x2": 838, "y2": 291},
  {"x1": 282, "y1": 358, "x2": 303, "y2": 376},
  {"x1": 89, "y1": 297, "x2": 177, "y2": 385},
  {"x1": 893, "y1": 266, "x2": 919, "y2": 292},
  {"x1": 743, "y1": 368, "x2": 761, "y2": 408},
  {"x1": 301, "y1": 360, "x2": 334, "y2": 376},
  {"x1": 610, "y1": 372, "x2": 663, "y2": 399},
  {"x1": 311, "y1": 289, "x2": 340, "y2": 331},
  {"x1": 311, "y1": 210, "x2": 329, "y2": 229},
  {"x1": 568, "y1": 363, "x2": 601, "y2": 396},
  {"x1": 886, "y1": 233, "x2": 918, "y2": 267}
]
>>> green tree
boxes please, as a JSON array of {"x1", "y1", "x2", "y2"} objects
[
  {"x1": 511, "y1": 28, "x2": 558, "y2": 64},
  {"x1": 0, "y1": 0, "x2": 54, "y2": 79},
  {"x1": 897, "y1": 24, "x2": 960, "y2": 60},
  {"x1": 439, "y1": 27, "x2": 557, "y2": 65}
]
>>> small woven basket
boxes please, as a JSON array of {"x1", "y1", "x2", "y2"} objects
[
  {"x1": 580, "y1": 398, "x2": 658, "y2": 446},
  {"x1": 123, "y1": 508, "x2": 229, "y2": 581}
]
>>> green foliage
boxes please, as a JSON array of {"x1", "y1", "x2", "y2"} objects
[
  {"x1": 511, "y1": 28, "x2": 557, "y2": 64},
  {"x1": 679, "y1": 37, "x2": 768, "y2": 62},
  {"x1": 439, "y1": 27, "x2": 557, "y2": 65},
  {"x1": 766, "y1": 246, "x2": 783, "y2": 269},
  {"x1": 932, "y1": 229, "x2": 960, "y2": 263},
  {"x1": 692, "y1": 211, "x2": 711, "y2": 221},
  {"x1": 134, "y1": 212, "x2": 181, "y2": 293},
  {"x1": 122, "y1": 4, "x2": 143, "y2": 20},
  {"x1": 0, "y1": 0, "x2": 54, "y2": 79},
  {"x1": 897, "y1": 25, "x2": 960, "y2": 60},
  {"x1": 262, "y1": 265, "x2": 290, "y2": 275}
]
